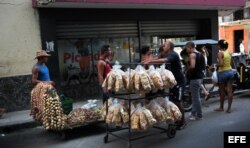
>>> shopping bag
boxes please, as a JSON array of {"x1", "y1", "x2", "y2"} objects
[{"x1": 212, "y1": 71, "x2": 218, "y2": 84}]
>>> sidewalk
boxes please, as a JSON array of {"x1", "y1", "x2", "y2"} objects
[{"x1": 0, "y1": 100, "x2": 99, "y2": 133}]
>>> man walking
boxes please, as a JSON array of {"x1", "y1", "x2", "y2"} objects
[
  {"x1": 185, "y1": 42, "x2": 206, "y2": 120},
  {"x1": 32, "y1": 50, "x2": 54, "y2": 85}
]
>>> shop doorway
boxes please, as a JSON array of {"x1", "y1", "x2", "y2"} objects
[{"x1": 234, "y1": 30, "x2": 244, "y2": 53}]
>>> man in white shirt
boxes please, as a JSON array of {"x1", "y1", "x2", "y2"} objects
[{"x1": 239, "y1": 39, "x2": 245, "y2": 55}]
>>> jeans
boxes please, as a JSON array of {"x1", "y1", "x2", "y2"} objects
[
  {"x1": 217, "y1": 70, "x2": 234, "y2": 84},
  {"x1": 190, "y1": 79, "x2": 202, "y2": 118}
]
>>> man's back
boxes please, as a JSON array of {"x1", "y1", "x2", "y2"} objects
[{"x1": 165, "y1": 51, "x2": 185, "y2": 85}]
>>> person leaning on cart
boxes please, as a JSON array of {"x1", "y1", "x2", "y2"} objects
[
  {"x1": 32, "y1": 50, "x2": 54, "y2": 85},
  {"x1": 214, "y1": 40, "x2": 234, "y2": 113},
  {"x1": 142, "y1": 41, "x2": 187, "y2": 130},
  {"x1": 97, "y1": 45, "x2": 112, "y2": 103}
]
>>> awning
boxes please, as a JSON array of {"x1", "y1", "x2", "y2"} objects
[
  {"x1": 174, "y1": 39, "x2": 218, "y2": 47},
  {"x1": 33, "y1": 0, "x2": 245, "y2": 11}
]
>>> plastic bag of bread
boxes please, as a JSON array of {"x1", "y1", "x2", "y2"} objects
[
  {"x1": 146, "y1": 100, "x2": 167, "y2": 123},
  {"x1": 119, "y1": 100, "x2": 129, "y2": 124},
  {"x1": 139, "y1": 108, "x2": 148, "y2": 130},
  {"x1": 125, "y1": 68, "x2": 136, "y2": 91},
  {"x1": 134, "y1": 65, "x2": 153, "y2": 93},
  {"x1": 113, "y1": 62, "x2": 126, "y2": 92},
  {"x1": 102, "y1": 71, "x2": 114, "y2": 91},
  {"x1": 148, "y1": 65, "x2": 164, "y2": 91},
  {"x1": 131, "y1": 103, "x2": 144, "y2": 131},
  {"x1": 140, "y1": 71, "x2": 154, "y2": 92},
  {"x1": 131, "y1": 105, "x2": 141, "y2": 130},
  {"x1": 106, "y1": 104, "x2": 114, "y2": 124},
  {"x1": 134, "y1": 70, "x2": 141, "y2": 92},
  {"x1": 114, "y1": 70, "x2": 125, "y2": 92},
  {"x1": 105, "y1": 98, "x2": 120, "y2": 124},
  {"x1": 142, "y1": 107, "x2": 157, "y2": 127},
  {"x1": 111, "y1": 102, "x2": 123, "y2": 127},
  {"x1": 102, "y1": 61, "x2": 126, "y2": 92},
  {"x1": 158, "y1": 64, "x2": 177, "y2": 89},
  {"x1": 101, "y1": 98, "x2": 114, "y2": 120},
  {"x1": 155, "y1": 97, "x2": 175, "y2": 122},
  {"x1": 157, "y1": 97, "x2": 182, "y2": 122}
]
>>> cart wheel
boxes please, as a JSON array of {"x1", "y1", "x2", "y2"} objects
[
  {"x1": 183, "y1": 95, "x2": 192, "y2": 112},
  {"x1": 104, "y1": 135, "x2": 109, "y2": 143},
  {"x1": 167, "y1": 125, "x2": 176, "y2": 138}
]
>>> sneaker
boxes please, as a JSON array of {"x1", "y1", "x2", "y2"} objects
[
  {"x1": 196, "y1": 117, "x2": 203, "y2": 120},
  {"x1": 189, "y1": 115, "x2": 196, "y2": 121}
]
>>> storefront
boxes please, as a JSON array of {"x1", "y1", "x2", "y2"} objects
[
  {"x1": 34, "y1": 0, "x2": 245, "y2": 100},
  {"x1": 219, "y1": 20, "x2": 250, "y2": 54}
]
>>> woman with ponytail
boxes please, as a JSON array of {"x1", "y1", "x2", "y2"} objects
[{"x1": 215, "y1": 40, "x2": 234, "y2": 113}]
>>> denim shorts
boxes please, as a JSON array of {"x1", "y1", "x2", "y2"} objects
[{"x1": 217, "y1": 70, "x2": 234, "y2": 84}]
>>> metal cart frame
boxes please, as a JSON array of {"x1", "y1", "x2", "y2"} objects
[{"x1": 104, "y1": 93, "x2": 176, "y2": 148}]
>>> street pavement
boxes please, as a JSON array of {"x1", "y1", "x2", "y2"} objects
[{"x1": 0, "y1": 91, "x2": 250, "y2": 148}]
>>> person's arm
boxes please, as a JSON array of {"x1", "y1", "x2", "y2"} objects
[
  {"x1": 205, "y1": 48, "x2": 209, "y2": 57},
  {"x1": 97, "y1": 60, "x2": 105, "y2": 85},
  {"x1": 217, "y1": 51, "x2": 224, "y2": 67},
  {"x1": 188, "y1": 53, "x2": 196, "y2": 69},
  {"x1": 143, "y1": 57, "x2": 169, "y2": 64},
  {"x1": 32, "y1": 66, "x2": 41, "y2": 84}
]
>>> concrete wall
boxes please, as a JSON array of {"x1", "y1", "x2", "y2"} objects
[{"x1": 0, "y1": 0, "x2": 41, "y2": 78}]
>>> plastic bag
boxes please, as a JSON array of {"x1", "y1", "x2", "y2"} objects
[
  {"x1": 101, "y1": 98, "x2": 114, "y2": 119},
  {"x1": 81, "y1": 99, "x2": 98, "y2": 109},
  {"x1": 148, "y1": 65, "x2": 163, "y2": 91},
  {"x1": 134, "y1": 65, "x2": 153, "y2": 93},
  {"x1": 161, "y1": 97, "x2": 182, "y2": 123},
  {"x1": 212, "y1": 71, "x2": 218, "y2": 84},
  {"x1": 131, "y1": 103, "x2": 142, "y2": 130},
  {"x1": 125, "y1": 68, "x2": 136, "y2": 91},
  {"x1": 142, "y1": 107, "x2": 157, "y2": 127},
  {"x1": 102, "y1": 61, "x2": 126, "y2": 92},
  {"x1": 158, "y1": 64, "x2": 177, "y2": 89},
  {"x1": 146, "y1": 100, "x2": 167, "y2": 123}
]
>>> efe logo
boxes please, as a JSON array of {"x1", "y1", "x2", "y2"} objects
[
  {"x1": 224, "y1": 132, "x2": 250, "y2": 148},
  {"x1": 228, "y1": 136, "x2": 246, "y2": 143}
]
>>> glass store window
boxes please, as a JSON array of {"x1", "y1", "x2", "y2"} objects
[
  {"x1": 141, "y1": 36, "x2": 195, "y2": 58},
  {"x1": 57, "y1": 37, "x2": 139, "y2": 86}
]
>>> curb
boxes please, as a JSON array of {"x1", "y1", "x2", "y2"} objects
[{"x1": 0, "y1": 121, "x2": 40, "y2": 133}]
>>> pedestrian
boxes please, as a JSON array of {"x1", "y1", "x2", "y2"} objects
[
  {"x1": 180, "y1": 46, "x2": 189, "y2": 77},
  {"x1": 106, "y1": 51, "x2": 115, "y2": 67},
  {"x1": 185, "y1": 41, "x2": 206, "y2": 120},
  {"x1": 158, "y1": 45, "x2": 165, "y2": 58},
  {"x1": 141, "y1": 45, "x2": 153, "y2": 69},
  {"x1": 97, "y1": 45, "x2": 112, "y2": 103},
  {"x1": 182, "y1": 46, "x2": 209, "y2": 101},
  {"x1": 32, "y1": 50, "x2": 54, "y2": 85},
  {"x1": 144, "y1": 41, "x2": 186, "y2": 129},
  {"x1": 214, "y1": 40, "x2": 234, "y2": 113},
  {"x1": 239, "y1": 39, "x2": 245, "y2": 55},
  {"x1": 199, "y1": 46, "x2": 210, "y2": 101}
]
